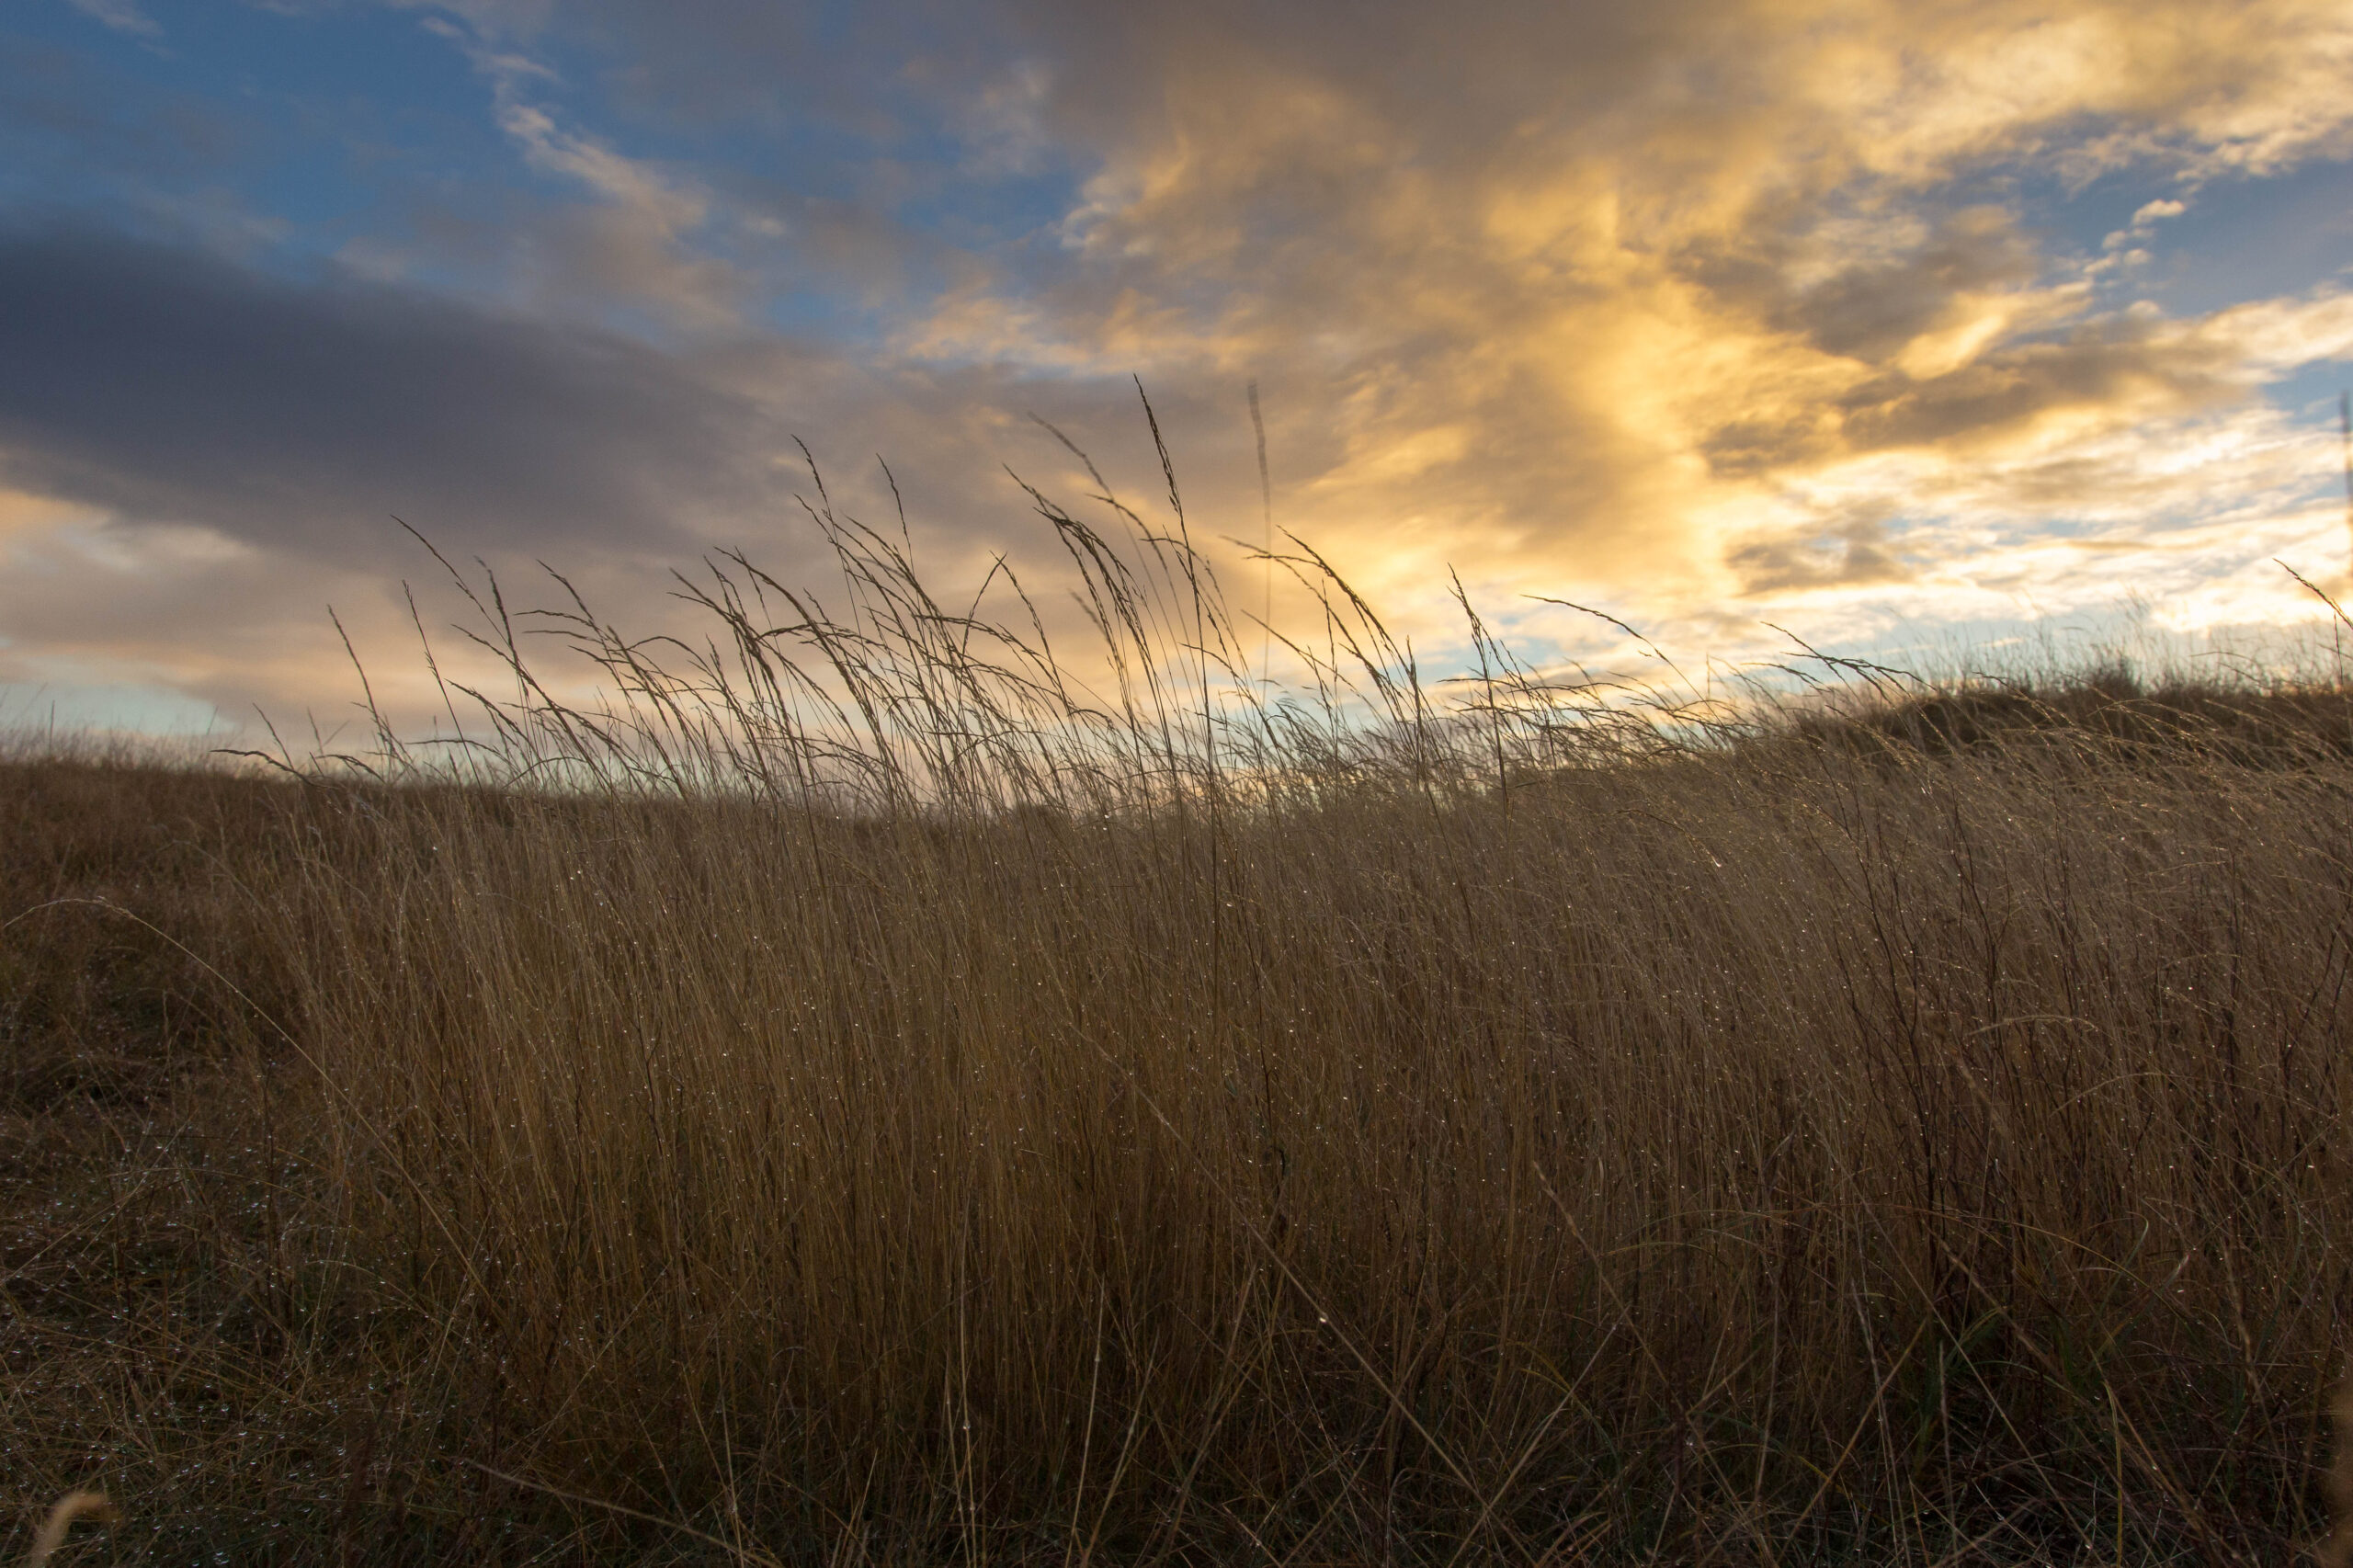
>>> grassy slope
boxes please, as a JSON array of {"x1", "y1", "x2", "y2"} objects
[{"x1": 4, "y1": 678, "x2": 2353, "y2": 1564}]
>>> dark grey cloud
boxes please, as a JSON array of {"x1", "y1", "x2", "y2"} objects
[
  {"x1": 1835, "y1": 320, "x2": 2240, "y2": 452},
  {"x1": 1727, "y1": 513, "x2": 1910, "y2": 595},
  {"x1": 1692, "y1": 312, "x2": 2246, "y2": 487},
  {"x1": 0, "y1": 226, "x2": 802, "y2": 560},
  {"x1": 1780, "y1": 209, "x2": 2042, "y2": 363}
]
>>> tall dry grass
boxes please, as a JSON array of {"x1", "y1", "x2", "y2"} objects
[{"x1": 9, "y1": 430, "x2": 2353, "y2": 1562}]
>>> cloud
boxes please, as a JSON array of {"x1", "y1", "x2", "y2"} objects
[
  {"x1": 67, "y1": 0, "x2": 160, "y2": 39},
  {"x1": 494, "y1": 98, "x2": 748, "y2": 330},
  {"x1": 851, "y1": 0, "x2": 2353, "y2": 622},
  {"x1": 1830, "y1": 290, "x2": 2353, "y2": 458},
  {"x1": 1727, "y1": 513, "x2": 1912, "y2": 596},
  {"x1": 2102, "y1": 195, "x2": 2191, "y2": 254},
  {"x1": 12, "y1": 0, "x2": 2353, "y2": 733},
  {"x1": 0, "y1": 227, "x2": 808, "y2": 563},
  {"x1": 404, "y1": 14, "x2": 753, "y2": 332},
  {"x1": 0, "y1": 226, "x2": 1221, "y2": 735}
]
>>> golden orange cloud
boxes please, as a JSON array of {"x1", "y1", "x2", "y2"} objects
[{"x1": 900, "y1": 0, "x2": 2353, "y2": 664}]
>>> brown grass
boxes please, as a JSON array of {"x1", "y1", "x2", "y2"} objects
[{"x1": 6, "y1": 443, "x2": 2353, "y2": 1563}]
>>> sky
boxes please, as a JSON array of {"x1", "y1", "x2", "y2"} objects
[{"x1": 3, "y1": 0, "x2": 2352, "y2": 738}]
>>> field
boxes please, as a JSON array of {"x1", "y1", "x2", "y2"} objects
[{"x1": 6, "y1": 506, "x2": 2353, "y2": 1564}]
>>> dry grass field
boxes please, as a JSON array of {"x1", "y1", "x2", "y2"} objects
[{"x1": 6, "y1": 479, "x2": 2353, "y2": 1563}]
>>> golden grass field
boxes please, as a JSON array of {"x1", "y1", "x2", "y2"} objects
[{"x1": 6, "y1": 469, "x2": 2353, "y2": 1563}]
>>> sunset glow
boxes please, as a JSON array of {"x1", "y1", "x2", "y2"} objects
[{"x1": 3, "y1": 0, "x2": 2350, "y2": 733}]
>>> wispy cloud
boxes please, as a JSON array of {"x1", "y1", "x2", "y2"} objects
[
  {"x1": 422, "y1": 12, "x2": 751, "y2": 331},
  {"x1": 67, "y1": 0, "x2": 161, "y2": 40}
]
